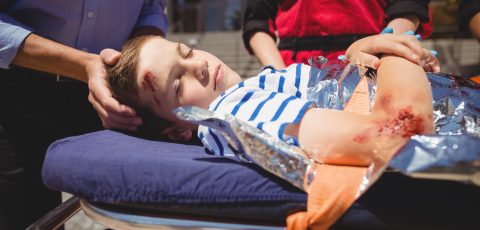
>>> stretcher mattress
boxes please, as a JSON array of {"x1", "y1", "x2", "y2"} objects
[{"x1": 42, "y1": 130, "x2": 480, "y2": 229}]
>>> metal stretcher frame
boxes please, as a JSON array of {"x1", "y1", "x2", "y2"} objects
[
  {"x1": 26, "y1": 196, "x2": 81, "y2": 230},
  {"x1": 80, "y1": 199, "x2": 285, "y2": 230},
  {"x1": 27, "y1": 196, "x2": 287, "y2": 230}
]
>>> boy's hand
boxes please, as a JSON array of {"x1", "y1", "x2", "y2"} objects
[
  {"x1": 87, "y1": 48, "x2": 143, "y2": 131},
  {"x1": 344, "y1": 34, "x2": 440, "y2": 72},
  {"x1": 420, "y1": 48, "x2": 440, "y2": 73}
]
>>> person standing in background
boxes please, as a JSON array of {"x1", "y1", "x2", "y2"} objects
[
  {"x1": 242, "y1": 0, "x2": 432, "y2": 69},
  {"x1": 459, "y1": 0, "x2": 480, "y2": 42},
  {"x1": 459, "y1": 0, "x2": 480, "y2": 82},
  {"x1": 0, "y1": 1, "x2": 167, "y2": 229}
]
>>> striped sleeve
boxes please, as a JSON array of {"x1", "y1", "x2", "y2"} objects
[
  {"x1": 197, "y1": 125, "x2": 236, "y2": 157},
  {"x1": 284, "y1": 63, "x2": 311, "y2": 99},
  {"x1": 198, "y1": 63, "x2": 313, "y2": 158},
  {"x1": 254, "y1": 63, "x2": 311, "y2": 99},
  {"x1": 248, "y1": 94, "x2": 312, "y2": 141},
  {"x1": 207, "y1": 89, "x2": 312, "y2": 147}
]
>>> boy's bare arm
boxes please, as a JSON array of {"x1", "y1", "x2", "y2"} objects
[
  {"x1": 373, "y1": 54, "x2": 433, "y2": 128},
  {"x1": 297, "y1": 55, "x2": 433, "y2": 166}
]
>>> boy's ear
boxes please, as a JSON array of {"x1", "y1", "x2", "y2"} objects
[{"x1": 166, "y1": 128, "x2": 193, "y2": 142}]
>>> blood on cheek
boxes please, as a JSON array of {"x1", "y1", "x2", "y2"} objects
[
  {"x1": 142, "y1": 73, "x2": 156, "y2": 92},
  {"x1": 141, "y1": 73, "x2": 162, "y2": 108},
  {"x1": 153, "y1": 96, "x2": 162, "y2": 108}
]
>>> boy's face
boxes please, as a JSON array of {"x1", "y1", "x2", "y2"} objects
[{"x1": 136, "y1": 37, "x2": 241, "y2": 130}]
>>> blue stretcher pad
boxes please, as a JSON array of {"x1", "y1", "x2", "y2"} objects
[
  {"x1": 42, "y1": 130, "x2": 307, "y2": 222},
  {"x1": 42, "y1": 130, "x2": 480, "y2": 229}
]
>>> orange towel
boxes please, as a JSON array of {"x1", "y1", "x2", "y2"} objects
[
  {"x1": 287, "y1": 164, "x2": 368, "y2": 230},
  {"x1": 471, "y1": 76, "x2": 480, "y2": 84},
  {"x1": 343, "y1": 76, "x2": 370, "y2": 115},
  {"x1": 286, "y1": 77, "x2": 376, "y2": 230}
]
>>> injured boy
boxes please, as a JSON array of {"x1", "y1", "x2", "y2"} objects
[
  {"x1": 107, "y1": 35, "x2": 435, "y2": 229},
  {"x1": 107, "y1": 35, "x2": 434, "y2": 167}
]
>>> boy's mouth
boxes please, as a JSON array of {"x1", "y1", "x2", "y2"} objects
[{"x1": 213, "y1": 64, "x2": 222, "y2": 91}]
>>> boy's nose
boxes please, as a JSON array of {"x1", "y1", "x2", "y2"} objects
[{"x1": 191, "y1": 60, "x2": 208, "y2": 80}]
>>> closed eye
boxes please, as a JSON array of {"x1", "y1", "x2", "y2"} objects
[
  {"x1": 177, "y1": 43, "x2": 193, "y2": 59},
  {"x1": 175, "y1": 78, "x2": 182, "y2": 96},
  {"x1": 183, "y1": 47, "x2": 193, "y2": 59}
]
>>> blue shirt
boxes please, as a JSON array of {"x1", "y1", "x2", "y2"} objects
[
  {"x1": 0, "y1": 0, "x2": 167, "y2": 68},
  {"x1": 198, "y1": 64, "x2": 313, "y2": 157}
]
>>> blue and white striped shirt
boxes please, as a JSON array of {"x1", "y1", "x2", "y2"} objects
[{"x1": 198, "y1": 63, "x2": 313, "y2": 157}]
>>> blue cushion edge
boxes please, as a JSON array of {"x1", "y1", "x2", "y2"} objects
[{"x1": 42, "y1": 130, "x2": 307, "y2": 204}]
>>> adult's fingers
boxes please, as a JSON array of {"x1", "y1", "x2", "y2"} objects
[
  {"x1": 100, "y1": 113, "x2": 141, "y2": 132},
  {"x1": 89, "y1": 93, "x2": 142, "y2": 130},
  {"x1": 88, "y1": 92, "x2": 108, "y2": 120},
  {"x1": 90, "y1": 88, "x2": 139, "y2": 120},
  {"x1": 425, "y1": 56, "x2": 441, "y2": 73},
  {"x1": 89, "y1": 77, "x2": 137, "y2": 116},
  {"x1": 430, "y1": 60, "x2": 440, "y2": 73},
  {"x1": 99, "y1": 93, "x2": 137, "y2": 117},
  {"x1": 429, "y1": 51, "x2": 440, "y2": 72},
  {"x1": 394, "y1": 34, "x2": 424, "y2": 60},
  {"x1": 100, "y1": 48, "x2": 121, "y2": 65},
  {"x1": 103, "y1": 108, "x2": 142, "y2": 127},
  {"x1": 348, "y1": 53, "x2": 380, "y2": 69},
  {"x1": 88, "y1": 77, "x2": 142, "y2": 128},
  {"x1": 416, "y1": 48, "x2": 440, "y2": 73},
  {"x1": 364, "y1": 36, "x2": 423, "y2": 65}
]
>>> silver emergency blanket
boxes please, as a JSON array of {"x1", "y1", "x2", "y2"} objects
[
  {"x1": 175, "y1": 106, "x2": 310, "y2": 190},
  {"x1": 308, "y1": 56, "x2": 480, "y2": 187},
  {"x1": 174, "y1": 57, "x2": 480, "y2": 192}
]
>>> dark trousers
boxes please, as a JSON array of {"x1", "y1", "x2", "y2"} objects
[
  {"x1": 336, "y1": 172, "x2": 480, "y2": 229},
  {"x1": 0, "y1": 67, "x2": 102, "y2": 229}
]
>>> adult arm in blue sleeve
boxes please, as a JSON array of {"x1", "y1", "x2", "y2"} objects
[
  {"x1": 1, "y1": 16, "x2": 141, "y2": 132},
  {"x1": 131, "y1": 0, "x2": 168, "y2": 37},
  {"x1": 0, "y1": 12, "x2": 33, "y2": 69}
]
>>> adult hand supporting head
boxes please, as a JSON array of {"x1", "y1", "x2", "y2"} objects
[
  {"x1": 12, "y1": 34, "x2": 141, "y2": 131},
  {"x1": 344, "y1": 34, "x2": 440, "y2": 73},
  {"x1": 87, "y1": 48, "x2": 142, "y2": 131}
]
